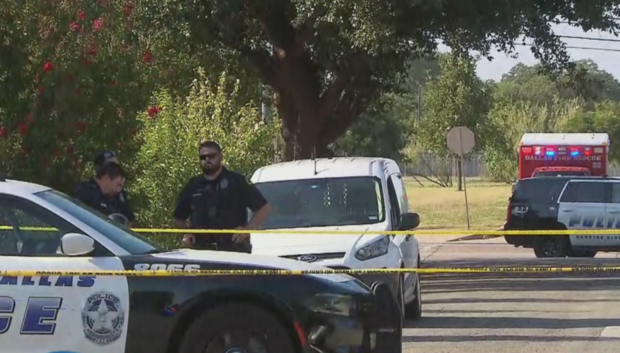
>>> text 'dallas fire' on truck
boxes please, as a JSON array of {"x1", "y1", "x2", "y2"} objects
[{"x1": 518, "y1": 133, "x2": 610, "y2": 179}]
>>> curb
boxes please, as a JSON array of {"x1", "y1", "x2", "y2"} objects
[
  {"x1": 446, "y1": 227, "x2": 505, "y2": 242},
  {"x1": 448, "y1": 234, "x2": 501, "y2": 242}
]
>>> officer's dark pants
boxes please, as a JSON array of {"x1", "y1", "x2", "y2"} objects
[{"x1": 194, "y1": 241, "x2": 252, "y2": 254}]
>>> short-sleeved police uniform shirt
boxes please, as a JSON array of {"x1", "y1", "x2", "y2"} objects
[
  {"x1": 73, "y1": 178, "x2": 114, "y2": 215},
  {"x1": 109, "y1": 189, "x2": 135, "y2": 222},
  {"x1": 173, "y1": 167, "x2": 268, "y2": 245}
]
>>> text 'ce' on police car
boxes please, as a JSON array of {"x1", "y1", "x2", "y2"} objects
[
  {"x1": 505, "y1": 175, "x2": 620, "y2": 258},
  {"x1": 0, "y1": 176, "x2": 402, "y2": 353}
]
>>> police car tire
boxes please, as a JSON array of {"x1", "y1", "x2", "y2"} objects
[
  {"x1": 571, "y1": 249, "x2": 597, "y2": 258},
  {"x1": 533, "y1": 236, "x2": 569, "y2": 258},
  {"x1": 177, "y1": 303, "x2": 296, "y2": 353}
]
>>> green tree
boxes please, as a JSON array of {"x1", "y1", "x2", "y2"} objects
[
  {"x1": 562, "y1": 100, "x2": 620, "y2": 162},
  {"x1": 417, "y1": 54, "x2": 493, "y2": 188},
  {"x1": 0, "y1": 0, "x2": 157, "y2": 191},
  {"x1": 180, "y1": 0, "x2": 620, "y2": 160},
  {"x1": 133, "y1": 70, "x2": 279, "y2": 234},
  {"x1": 483, "y1": 97, "x2": 586, "y2": 182},
  {"x1": 495, "y1": 60, "x2": 620, "y2": 107},
  {"x1": 331, "y1": 94, "x2": 414, "y2": 162},
  {"x1": 331, "y1": 56, "x2": 442, "y2": 161},
  {"x1": 482, "y1": 59, "x2": 620, "y2": 182}
]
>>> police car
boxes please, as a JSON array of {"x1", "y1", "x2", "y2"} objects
[
  {"x1": 0, "y1": 176, "x2": 401, "y2": 353},
  {"x1": 505, "y1": 175, "x2": 620, "y2": 258}
]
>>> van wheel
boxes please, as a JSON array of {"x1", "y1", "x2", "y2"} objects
[
  {"x1": 533, "y1": 236, "x2": 570, "y2": 258},
  {"x1": 397, "y1": 274, "x2": 405, "y2": 325},
  {"x1": 178, "y1": 303, "x2": 296, "y2": 353},
  {"x1": 404, "y1": 263, "x2": 422, "y2": 320}
]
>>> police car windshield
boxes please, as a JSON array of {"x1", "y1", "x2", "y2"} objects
[
  {"x1": 512, "y1": 178, "x2": 567, "y2": 203},
  {"x1": 254, "y1": 176, "x2": 385, "y2": 229},
  {"x1": 35, "y1": 190, "x2": 162, "y2": 255}
]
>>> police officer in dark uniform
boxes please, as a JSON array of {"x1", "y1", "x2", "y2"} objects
[
  {"x1": 173, "y1": 141, "x2": 271, "y2": 253},
  {"x1": 93, "y1": 150, "x2": 136, "y2": 226},
  {"x1": 74, "y1": 161, "x2": 126, "y2": 217}
]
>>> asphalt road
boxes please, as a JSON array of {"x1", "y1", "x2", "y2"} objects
[{"x1": 403, "y1": 238, "x2": 620, "y2": 353}]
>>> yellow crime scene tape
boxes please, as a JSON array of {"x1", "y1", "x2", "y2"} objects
[
  {"x1": 2, "y1": 267, "x2": 620, "y2": 277},
  {"x1": 0, "y1": 225, "x2": 619, "y2": 235}
]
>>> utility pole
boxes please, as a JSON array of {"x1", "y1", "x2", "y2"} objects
[
  {"x1": 261, "y1": 86, "x2": 271, "y2": 122},
  {"x1": 260, "y1": 85, "x2": 280, "y2": 162},
  {"x1": 416, "y1": 82, "x2": 423, "y2": 124}
]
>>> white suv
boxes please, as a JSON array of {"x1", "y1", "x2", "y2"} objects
[{"x1": 249, "y1": 157, "x2": 423, "y2": 320}]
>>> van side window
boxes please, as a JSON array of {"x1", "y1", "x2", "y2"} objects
[
  {"x1": 560, "y1": 182, "x2": 606, "y2": 203},
  {"x1": 387, "y1": 178, "x2": 400, "y2": 226},
  {"x1": 393, "y1": 174, "x2": 409, "y2": 213},
  {"x1": 611, "y1": 183, "x2": 620, "y2": 204}
]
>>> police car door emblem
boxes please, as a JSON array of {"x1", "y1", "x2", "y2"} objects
[
  {"x1": 220, "y1": 178, "x2": 228, "y2": 189},
  {"x1": 299, "y1": 254, "x2": 318, "y2": 262},
  {"x1": 81, "y1": 291, "x2": 125, "y2": 345}
]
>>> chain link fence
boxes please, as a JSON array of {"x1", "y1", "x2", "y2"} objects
[{"x1": 400, "y1": 153, "x2": 620, "y2": 181}]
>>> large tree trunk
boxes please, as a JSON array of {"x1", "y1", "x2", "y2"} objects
[{"x1": 243, "y1": 6, "x2": 370, "y2": 161}]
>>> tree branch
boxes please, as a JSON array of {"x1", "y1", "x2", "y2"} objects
[
  {"x1": 317, "y1": 74, "x2": 347, "y2": 121},
  {"x1": 318, "y1": 90, "x2": 370, "y2": 146},
  {"x1": 240, "y1": 47, "x2": 277, "y2": 86},
  {"x1": 296, "y1": 8, "x2": 325, "y2": 45}
]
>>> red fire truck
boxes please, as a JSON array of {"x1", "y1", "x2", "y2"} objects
[{"x1": 518, "y1": 133, "x2": 610, "y2": 179}]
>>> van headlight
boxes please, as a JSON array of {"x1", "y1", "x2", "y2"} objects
[{"x1": 354, "y1": 236, "x2": 389, "y2": 261}]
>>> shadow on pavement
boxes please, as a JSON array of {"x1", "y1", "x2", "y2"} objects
[
  {"x1": 423, "y1": 296, "x2": 619, "y2": 305},
  {"x1": 401, "y1": 335, "x2": 620, "y2": 343},
  {"x1": 405, "y1": 316, "x2": 620, "y2": 330},
  {"x1": 422, "y1": 309, "x2": 593, "y2": 314},
  {"x1": 422, "y1": 277, "x2": 620, "y2": 293},
  {"x1": 422, "y1": 257, "x2": 620, "y2": 269}
]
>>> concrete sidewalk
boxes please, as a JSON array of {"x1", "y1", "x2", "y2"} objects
[
  {"x1": 417, "y1": 233, "x2": 505, "y2": 262},
  {"x1": 416, "y1": 234, "x2": 465, "y2": 262},
  {"x1": 416, "y1": 234, "x2": 468, "y2": 245}
]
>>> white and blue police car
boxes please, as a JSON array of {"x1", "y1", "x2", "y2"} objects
[
  {"x1": 0, "y1": 176, "x2": 402, "y2": 353},
  {"x1": 505, "y1": 175, "x2": 620, "y2": 258}
]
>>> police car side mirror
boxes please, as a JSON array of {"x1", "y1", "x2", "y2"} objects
[{"x1": 60, "y1": 233, "x2": 95, "y2": 256}]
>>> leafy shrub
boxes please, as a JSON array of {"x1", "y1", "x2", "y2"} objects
[{"x1": 132, "y1": 69, "x2": 278, "y2": 246}]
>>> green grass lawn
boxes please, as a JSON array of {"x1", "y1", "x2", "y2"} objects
[{"x1": 404, "y1": 177, "x2": 512, "y2": 231}]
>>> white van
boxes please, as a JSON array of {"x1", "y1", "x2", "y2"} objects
[{"x1": 250, "y1": 157, "x2": 423, "y2": 320}]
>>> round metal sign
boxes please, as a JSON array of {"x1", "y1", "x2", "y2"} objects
[{"x1": 446, "y1": 126, "x2": 475, "y2": 155}]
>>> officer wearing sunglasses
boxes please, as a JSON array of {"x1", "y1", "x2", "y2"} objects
[
  {"x1": 91, "y1": 150, "x2": 136, "y2": 226},
  {"x1": 173, "y1": 141, "x2": 271, "y2": 253}
]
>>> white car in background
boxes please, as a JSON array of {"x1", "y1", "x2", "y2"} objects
[{"x1": 250, "y1": 157, "x2": 423, "y2": 320}]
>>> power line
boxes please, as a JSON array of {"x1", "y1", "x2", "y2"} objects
[
  {"x1": 515, "y1": 42, "x2": 620, "y2": 53},
  {"x1": 559, "y1": 34, "x2": 620, "y2": 43},
  {"x1": 558, "y1": 17, "x2": 620, "y2": 25}
]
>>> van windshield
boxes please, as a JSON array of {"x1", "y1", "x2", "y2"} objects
[{"x1": 254, "y1": 177, "x2": 385, "y2": 229}]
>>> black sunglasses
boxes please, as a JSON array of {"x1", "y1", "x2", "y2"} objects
[
  {"x1": 199, "y1": 153, "x2": 219, "y2": 161},
  {"x1": 103, "y1": 151, "x2": 116, "y2": 158}
]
